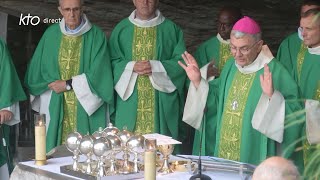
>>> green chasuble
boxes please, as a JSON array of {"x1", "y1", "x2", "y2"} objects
[
  {"x1": 109, "y1": 18, "x2": 186, "y2": 143},
  {"x1": 299, "y1": 52, "x2": 320, "y2": 167},
  {"x1": 286, "y1": 47, "x2": 320, "y2": 166},
  {"x1": 276, "y1": 32, "x2": 303, "y2": 79},
  {"x1": 0, "y1": 39, "x2": 27, "y2": 167},
  {"x1": 25, "y1": 24, "x2": 114, "y2": 152},
  {"x1": 195, "y1": 58, "x2": 304, "y2": 170},
  {"x1": 277, "y1": 32, "x2": 320, "y2": 166}
]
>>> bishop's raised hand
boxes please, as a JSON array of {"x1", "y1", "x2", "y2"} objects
[
  {"x1": 178, "y1": 51, "x2": 201, "y2": 88},
  {"x1": 260, "y1": 63, "x2": 274, "y2": 98}
]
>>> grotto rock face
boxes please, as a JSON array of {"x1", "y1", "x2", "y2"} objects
[{"x1": 1, "y1": 0, "x2": 301, "y2": 54}]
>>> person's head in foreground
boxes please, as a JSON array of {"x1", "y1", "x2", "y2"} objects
[{"x1": 252, "y1": 156, "x2": 300, "y2": 180}]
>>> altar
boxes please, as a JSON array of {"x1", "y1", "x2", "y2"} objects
[
  {"x1": 10, "y1": 155, "x2": 254, "y2": 180},
  {"x1": 10, "y1": 128, "x2": 254, "y2": 180}
]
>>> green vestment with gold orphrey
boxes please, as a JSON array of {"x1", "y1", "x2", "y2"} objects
[
  {"x1": 109, "y1": 18, "x2": 186, "y2": 145},
  {"x1": 25, "y1": 24, "x2": 114, "y2": 153},
  {"x1": 277, "y1": 32, "x2": 320, "y2": 168},
  {"x1": 194, "y1": 58, "x2": 304, "y2": 172}
]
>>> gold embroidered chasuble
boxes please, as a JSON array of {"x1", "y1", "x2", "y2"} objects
[
  {"x1": 218, "y1": 70, "x2": 256, "y2": 161},
  {"x1": 58, "y1": 35, "x2": 81, "y2": 142},
  {"x1": 132, "y1": 26, "x2": 157, "y2": 134}
]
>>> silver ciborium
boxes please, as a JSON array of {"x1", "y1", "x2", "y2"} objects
[
  {"x1": 79, "y1": 134, "x2": 94, "y2": 174},
  {"x1": 103, "y1": 123, "x2": 120, "y2": 135},
  {"x1": 127, "y1": 134, "x2": 145, "y2": 173},
  {"x1": 157, "y1": 144, "x2": 174, "y2": 174},
  {"x1": 66, "y1": 132, "x2": 82, "y2": 171},
  {"x1": 106, "y1": 134, "x2": 121, "y2": 175},
  {"x1": 92, "y1": 137, "x2": 112, "y2": 177},
  {"x1": 117, "y1": 128, "x2": 134, "y2": 174},
  {"x1": 93, "y1": 127, "x2": 107, "y2": 139}
]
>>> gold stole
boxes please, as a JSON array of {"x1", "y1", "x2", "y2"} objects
[
  {"x1": 132, "y1": 26, "x2": 157, "y2": 134},
  {"x1": 58, "y1": 35, "x2": 81, "y2": 143},
  {"x1": 218, "y1": 42, "x2": 232, "y2": 73},
  {"x1": 218, "y1": 70, "x2": 256, "y2": 161},
  {"x1": 297, "y1": 43, "x2": 307, "y2": 83}
]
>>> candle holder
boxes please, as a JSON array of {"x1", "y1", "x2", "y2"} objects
[{"x1": 34, "y1": 113, "x2": 47, "y2": 166}]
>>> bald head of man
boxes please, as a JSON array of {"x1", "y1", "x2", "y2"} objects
[{"x1": 252, "y1": 157, "x2": 300, "y2": 180}]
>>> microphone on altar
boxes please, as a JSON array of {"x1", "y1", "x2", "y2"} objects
[{"x1": 189, "y1": 107, "x2": 212, "y2": 180}]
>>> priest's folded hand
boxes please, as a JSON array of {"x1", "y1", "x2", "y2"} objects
[
  {"x1": 207, "y1": 60, "x2": 219, "y2": 79},
  {"x1": 48, "y1": 80, "x2": 68, "y2": 93},
  {"x1": 0, "y1": 110, "x2": 13, "y2": 124},
  {"x1": 134, "y1": 60, "x2": 152, "y2": 75}
]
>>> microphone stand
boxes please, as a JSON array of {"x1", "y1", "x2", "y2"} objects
[{"x1": 190, "y1": 110, "x2": 212, "y2": 180}]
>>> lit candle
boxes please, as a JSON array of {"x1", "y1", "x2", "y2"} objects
[
  {"x1": 144, "y1": 138, "x2": 157, "y2": 180},
  {"x1": 34, "y1": 114, "x2": 47, "y2": 166}
]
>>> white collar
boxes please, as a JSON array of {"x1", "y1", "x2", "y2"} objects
[
  {"x1": 217, "y1": 33, "x2": 230, "y2": 44},
  {"x1": 128, "y1": 9, "x2": 165, "y2": 27},
  {"x1": 308, "y1": 45, "x2": 320, "y2": 55},
  {"x1": 235, "y1": 45, "x2": 274, "y2": 74},
  {"x1": 60, "y1": 14, "x2": 92, "y2": 37},
  {"x1": 298, "y1": 27, "x2": 303, "y2": 40}
]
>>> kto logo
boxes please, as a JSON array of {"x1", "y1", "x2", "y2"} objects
[{"x1": 19, "y1": 13, "x2": 40, "y2": 26}]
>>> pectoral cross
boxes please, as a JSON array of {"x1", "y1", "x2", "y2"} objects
[{"x1": 231, "y1": 100, "x2": 238, "y2": 111}]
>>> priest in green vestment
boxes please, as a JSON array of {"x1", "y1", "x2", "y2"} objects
[
  {"x1": 192, "y1": 6, "x2": 242, "y2": 155},
  {"x1": 0, "y1": 39, "x2": 27, "y2": 179},
  {"x1": 109, "y1": 0, "x2": 186, "y2": 145},
  {"x1": 276, "y1": 3, "x2": 320, "y2": 169},
  {"x1": 25, "y1": 0, "x2": 114, "y2": 153},
  {"x1": 278, "y1": 8, "x2": 320, "y2": 173},
  {"x1": 277, "y1": 0, "x2": 320, "y2": 73},
  {"x1": 194, "y1": 6, "x2": 242, "y2": 81},
  {"x1": 180, "y1": 16, "x2": 304, "y2": 172}
]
